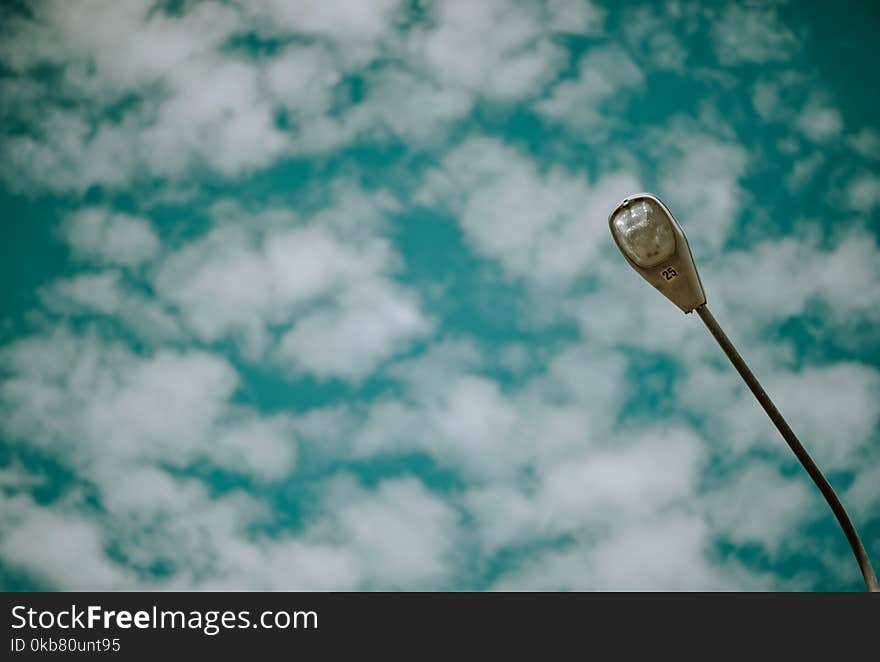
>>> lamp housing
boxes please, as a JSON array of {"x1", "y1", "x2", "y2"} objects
[{"x1": 608, "y1": 192, "x2": 706, "y2": 313}]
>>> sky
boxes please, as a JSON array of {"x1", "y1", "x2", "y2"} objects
[{"x1": 0, "y1": 0, "x2": 878, "y2": 591}]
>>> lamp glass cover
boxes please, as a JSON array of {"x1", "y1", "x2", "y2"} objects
[{"x1": 610, "y1": 198, "x2": 675, "y2": 268}]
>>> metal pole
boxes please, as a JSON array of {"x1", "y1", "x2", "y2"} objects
[{"x1": 695, "y1": 304, "x2": 879, "y2": 592}]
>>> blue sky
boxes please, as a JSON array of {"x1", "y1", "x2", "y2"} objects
[{"x1": 0, "y1": 0, "x2": 878, "y2": 590}]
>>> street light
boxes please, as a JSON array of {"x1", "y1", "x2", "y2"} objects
[{"x1": 608, "y1": 192, "x2": 879, "y2": 592}]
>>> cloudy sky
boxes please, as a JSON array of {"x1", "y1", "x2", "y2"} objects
[{"x1": 1, "y1": 0, "x2": 878, "y2": 591}]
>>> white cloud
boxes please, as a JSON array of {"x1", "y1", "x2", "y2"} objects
[
  {"x1": 86, "y1": 469, "x2": 273, "y2": 586},
  {"x1": 0, "y1": 326, "x2": 333, "y2": 589},
  {"x1": 0, "y1": 112, "x2": 136, "y2": 193},
  {"x1": 210, "y1": 416, "x2": 300, "y2": 482},
  {"x1": 245, "y1": 0, "x2": 403, "y2": 47},
  {"x1": 494, "y1": 514, "x2": 766, "y2": 590},
  {"x1": 536, "y1": 45, "x2": 645, "y2": 135},
  {"x1": 654, "y1": 122, "x2": 749, "y2": 258},
  {"x1": 39, "y1": 271, "x2": 181, "y2": 342},
  {"x1": 361, "y1": 375, "x2": 521, "y2": 478},
  {"x1": 711, "y1": 231, "x2": 880, "y2": 328},
  {"x1": 349, "y1": 67, "x2": 474, "y2": 142},
  {"x1": 0, "y1": 328, "x2": 297, "y2": 481},
  {"x1": 0, "y1": 1, "x2": 274, "y2": 192},
  {"x1": 335, "y1": 335, "x2": 808, "y2": 591},
  {"x1": 263, "y1": 43, "x2": 340, "y2": 116},
  {"x1": 192, "y1": 474, "x2": 462, "y2": 591},
  {"x1": 62, "y1": 207, "x2": 160, "y2": 267},
  {"x1": 39, "y1": 271, "x2": 123, "y2": 316},
  {"x1": 573, "y1": 517, "x2": 739, "y2": 590},
  {"x1": 752, "y1": 80, "x2": 781, "y2": 120},
  {"x1": 846, "y1": 464, "x2": 880, "y2": 520},
  {"x1": 0, "y1": 1, "x2": 233, "y2": 95},
  {"x1": 254, "y1": 0, "x2": 606, "y2": 148},
  {"x1": 0, "y1": 463, "x2": 45, "y2": 490},
  {"x1": 155, "y1": 224, "x2": 285, "y2": 354},
  {"x1": 844, "y1": 173, "x2": 880, "y2": 213},
  {"x1": 786, "y1": 152, "x2": 824, "y2": 191},
  {"x1": 316, "y1": 476, "x2": 462, "y2": 588},
  {"x1": 545, "y1": 0, "x2": 606, "y2": 35},
  {"x1": 409, "y1": 0, "x2": 567, "y2": 102},
  {"x1": 154, "y1": 194, "x2": 430, "y2": 378},
  {"x1": 266, "y1": 49, "x2": 476, "y2": 149},
  {"x1": 346, "y1": 337, "x2": 628, "y2": 483},
  {"x1": 0, "y1": 456, "x2": 456, "y2": 590},
  {"x1": 705, "y1": 462, "x2": 813, "y2": 555},
  {"x1": 679, "y1": 353, "x2": 880, "y2": 471},
  {"x1": 712, "y1": 4, "x2": 798, "y2": 66},
  {"x1": 419, "y1": 136, "x2": 640, "y2": 288},
  {"x1": 750, "y1": 71, "x2": 815, "y2": 128},
  {"x1": 467, "y1": 426, "x2": 706, "y2": 555},
  {"x1": 278, "y1": 280, "x2": 429, "y2": 379},
  {"x1": 0, "y1": 0, "x2": 601, "y2": 194},
  {"x1": 143, "y1": 57, "x2": 287, "y2": 178},
  {"x1": 797, "y1": 100, "x2": 844, "y2": 143},
  {"x1": 0, "y1": 1, "x2": 357, "y2": 191},
  {"x1": 767, "y1": 364, "x2": 880, "y2": 470},
  {"x1": 0, "y1": 495, "x2": 133, "y2": 590},
  {"x1": 620, "y1": 5, "x2": 688, "y2": 72},
  {"x1": 846, "y1": 127, "x2": 880, "y2": 160},
  {"x1": 572, "y1": 276, "x2": 694, "y2": 352}
]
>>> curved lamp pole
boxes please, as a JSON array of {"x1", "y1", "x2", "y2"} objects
[{"x1": 608, "y1": 192, "x2": 879, "y2": 592}]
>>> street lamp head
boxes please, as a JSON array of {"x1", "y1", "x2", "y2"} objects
[{"x1": 608, "y1": 192, "x2": 706, "y2": 313}]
